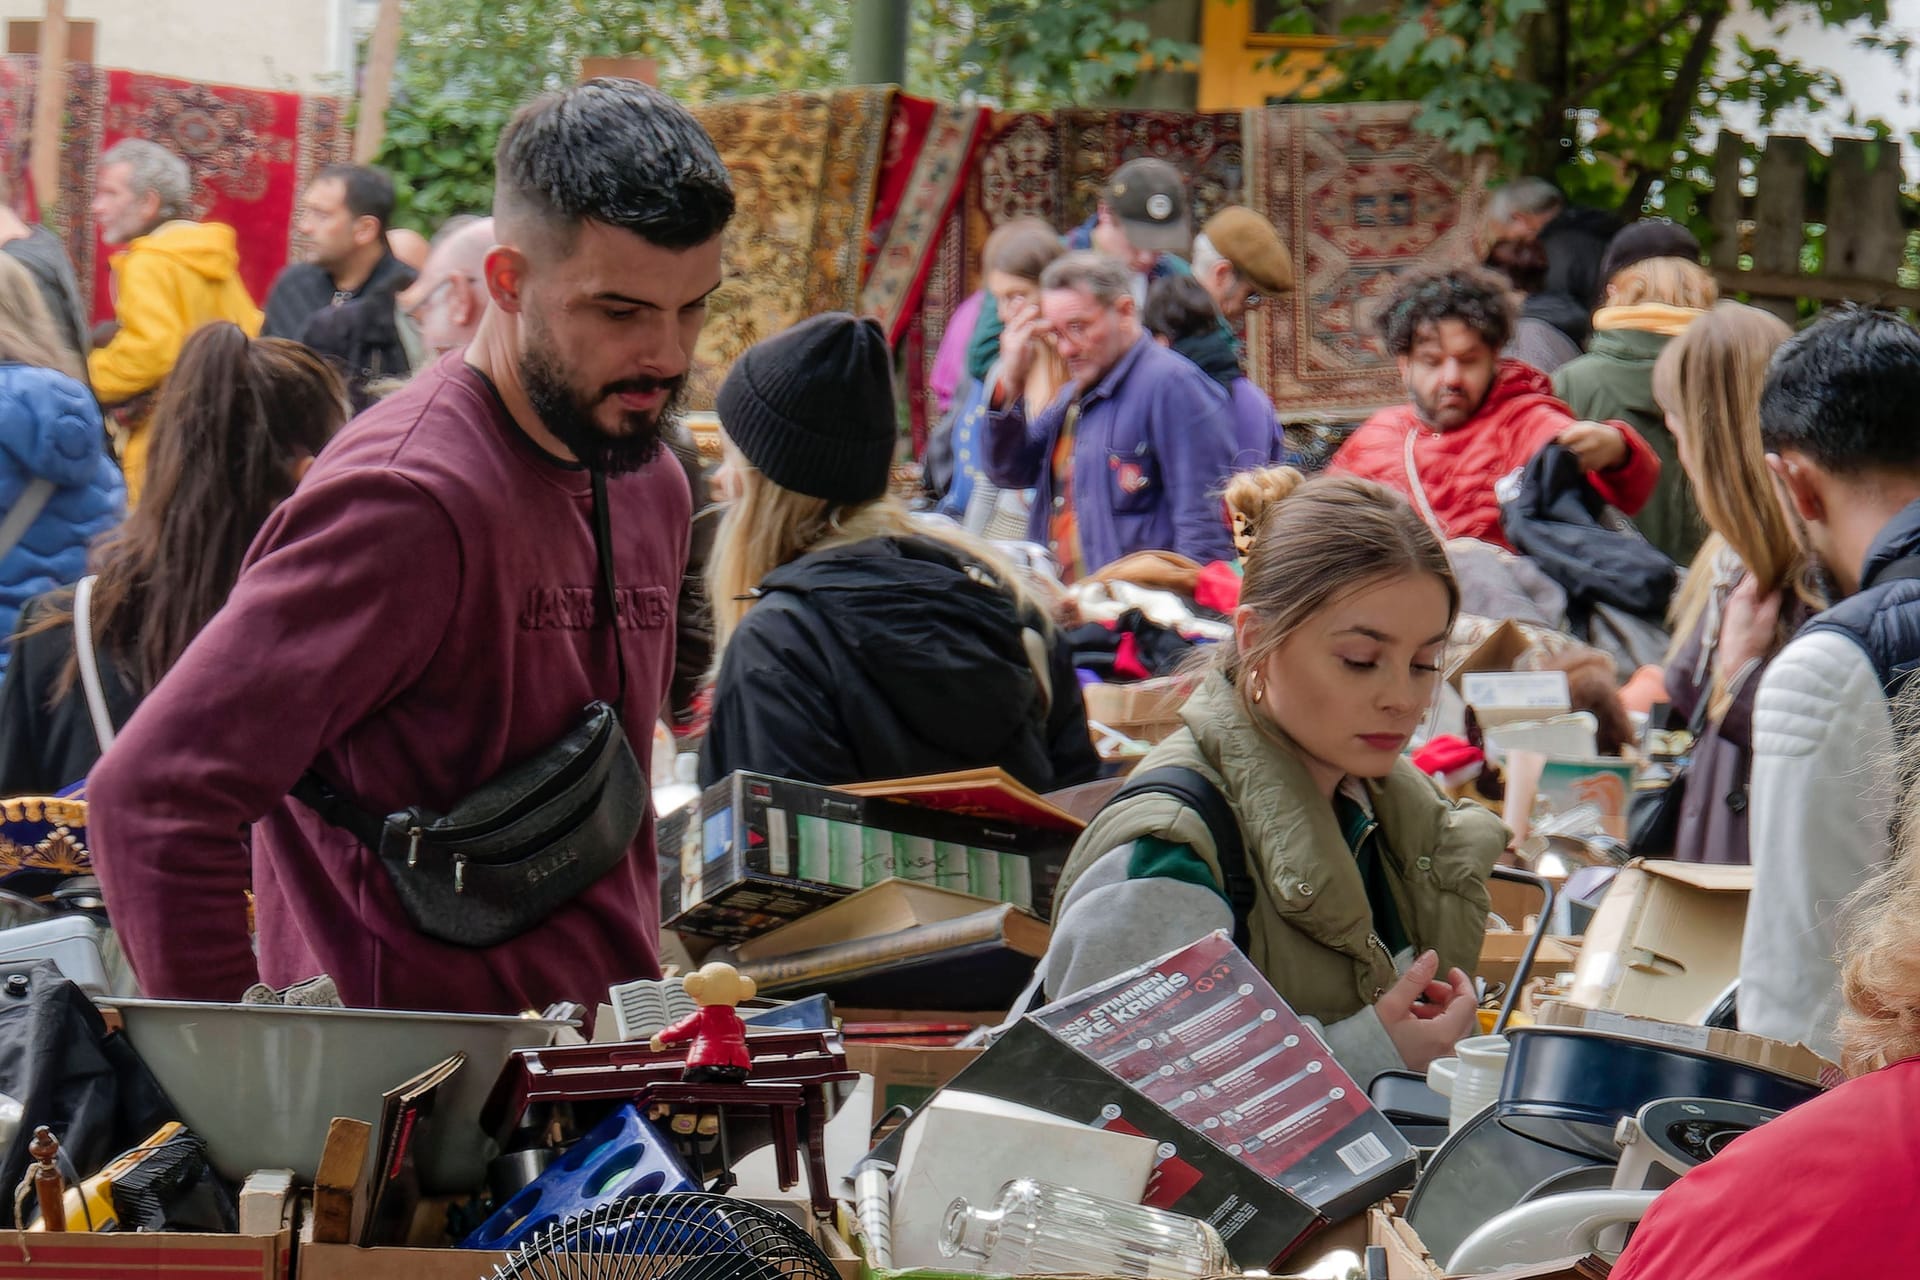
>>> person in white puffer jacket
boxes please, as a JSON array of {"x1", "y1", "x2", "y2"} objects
[{"x1": 1742, "y1": 308, "x2": 1920, "y2": 1059}]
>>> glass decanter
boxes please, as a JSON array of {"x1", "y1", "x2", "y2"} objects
[{"x1": 939, "y1": 1178, "x2": 1238, "y2": 1278}]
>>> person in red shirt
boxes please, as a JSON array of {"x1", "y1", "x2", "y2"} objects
[
  {"x1": 1330, "y1": 266, "x2": 1659, "y2": 550},
  {"x1": 650, "y1": 962, "x2": 756, "y2": 1084},
  {"x1": 1609, "y1": 810, "x2": 1920, "y2": 1278},
  {"x1": 86, "y1": 80, "x2": 736, "y2": 1016}
]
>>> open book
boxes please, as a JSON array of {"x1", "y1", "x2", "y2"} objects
[
  {"x1": 608, "y1": 976, "x2": 699, "y2": 1042},
  {"x1": 838, "y1": 768, "x2": 1084, "y2": 833}
]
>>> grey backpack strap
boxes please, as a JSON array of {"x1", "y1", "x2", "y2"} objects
[{"x1": 0, "y1": 477, "x2": 55, "y2": 562}]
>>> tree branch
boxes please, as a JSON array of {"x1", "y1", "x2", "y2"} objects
[
  {"x1": 1620, "y1": 1, "x2": 1727, "y2": 215},
  {"x1": 1565, "y1": 5, "x2": 1695, "y2": 104}
]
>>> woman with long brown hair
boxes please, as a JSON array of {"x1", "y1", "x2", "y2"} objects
[
  {"x1": 1044, "y1": 467, "x2": 1506, "y2": 1082},
  {"x1": 0, "y1": 323, "x2": 347, "y2": 793},
  {"x1": 1650, "y1": 302, "x2": 1822, "y2": 864}
]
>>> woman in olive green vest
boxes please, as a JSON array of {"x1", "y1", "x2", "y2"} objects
[{"x1": 1045, "y1": 468, "x2": 1507, "y2": 1085}]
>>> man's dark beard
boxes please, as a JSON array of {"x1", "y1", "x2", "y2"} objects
[{"x1": 520, "y1": 339, "x2": 684, "y2": 475}]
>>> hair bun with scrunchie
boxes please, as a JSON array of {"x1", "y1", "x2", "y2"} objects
[{"x1": 1224, "y1": 465, "x2": 1306, "y2": 558}]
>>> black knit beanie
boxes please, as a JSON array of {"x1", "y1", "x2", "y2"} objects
[{"x1": 717, "y1": 312, "x2": 897, "y2": 505}]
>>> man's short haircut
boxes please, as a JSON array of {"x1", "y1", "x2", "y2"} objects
[
  {"x1": 1039, "y1": 251, "x2": 1134, "y2": 308},
  {"x1": 1486, "y1": 177, "x2": 1564, "y2": 228},
  {"x1": 101, "y1": 139, "x2": 192, "y2": 222},
  {"x1": 316, "y1": 164, "x2": 398, "y2": 232},
  {"x1": 494, "y1": 78, "x2": 734, "y2": 257},
  {"x1": 1377, "y1": 266, "x2": 1516, "y2": 357},
  {"x1": 1143, "y1": 274, "x2": 1221, "y2": 344},
  {"x1": 1760, "y1": 307, "x2": 1920, "y2": 476}
]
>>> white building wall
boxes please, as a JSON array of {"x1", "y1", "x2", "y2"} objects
[{"x1": 0, "y1": 0, "x2": 357, "y2": 94}]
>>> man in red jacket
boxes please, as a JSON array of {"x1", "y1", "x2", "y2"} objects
[{"x1": 1330, "y1": 266, "x2": 1658, "y2": 550}]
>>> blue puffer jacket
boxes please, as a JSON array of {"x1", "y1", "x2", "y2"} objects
[{"x1": 0, "y1": 363, "x2": 124, "y2": 672}]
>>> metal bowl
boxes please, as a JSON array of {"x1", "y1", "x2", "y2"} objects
[{"x1": 103, "y1": 998, "x2": 573, "y2": 1192}]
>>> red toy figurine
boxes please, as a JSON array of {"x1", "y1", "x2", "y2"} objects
[{"x1": 650, "y1": 961, "x2": 755, "y2": 1083}]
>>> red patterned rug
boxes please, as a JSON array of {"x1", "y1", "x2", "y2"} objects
[
  {"x1": 963, "y1": 108, "x2": 1245, "y2": 294},
  {"x1": 1245, "y1": 103, "x2": 1488, "y2": 419},
  {"x1": 860, "y1": 93, "x2": 988, "y2": 345},
  {"x1": 0, "y1": 57, "x2": 348, "y2": 322}
]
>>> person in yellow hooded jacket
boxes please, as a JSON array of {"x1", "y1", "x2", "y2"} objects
[{"x1": 88, "y1": 139, "x2": 263, "y2": 504}]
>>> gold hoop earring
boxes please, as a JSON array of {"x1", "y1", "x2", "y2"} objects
[{"x1": 1248, "y1": 670, "x2": 1265, "y2": 705}]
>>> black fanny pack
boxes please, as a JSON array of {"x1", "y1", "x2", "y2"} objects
[{"x1": 291, "y1": 469, "x2": 644, "y2": 948}]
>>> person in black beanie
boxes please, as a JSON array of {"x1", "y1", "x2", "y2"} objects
[{"x1": 700, "y1": 311, "x2": 1101, "y2": 792}]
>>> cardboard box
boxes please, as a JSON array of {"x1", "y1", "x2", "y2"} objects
[
  {"x1": 1567, "y1": 859, "x2": 1750, "y2": 1023},
  {"x1": 1368, "y1": 1203, "x2": 1447, "y2": 1280},
  {"x1": 1475, "y1": 929, "x2": 1580, "y2": 991},
  {"x1": 1446, "y1": 620, "x2": 1530, "y2": 690},
  {"x1": 846, "y1": 1044, "x2": 984, "y2": 1130},
  {"x1": 660, "y1": 773, "x2": 1075, "y2": 941},
  {"x1": 0, "y1": 1228, "x2": 289, "y2": 1280},
  {"x1": 298, "y1": 1244, "x2": 505, "y2": 1280},
  {"x1": 1081, "y1": 677, "x2": 1190, "y2": 725},
  {"x1": 1461, "y1": 671, "x2": 1572, "y2": 729},
  {"x1": 1486, "y1": 871, "x2": 1565, "y2": 933},
  {"x1": 1532, "y1": 1000, "x2": 1841, "y2": 1086}
]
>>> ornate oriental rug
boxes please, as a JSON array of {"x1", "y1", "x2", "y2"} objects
[
  {"x1": 690, "y1": 86, "x2": 893, "y2": 409},
  {"x1": 860, "y1": 93, "x2": 988, "y2": 346},
  {"x1": 1243, "y1": 102, "x2": 1488, "y2": 419},
  {"x1": 0, "y1": 57, "x2": 349, "y2": 321}
]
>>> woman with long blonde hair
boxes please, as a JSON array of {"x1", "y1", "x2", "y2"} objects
[
  {"x1": 699, "y1": 312, "x2": 1099, "y2": 792},
  {"x1": 1552, "y1": 221, "x2": 1717, "y2": 562},
  {"x1": 1044, "y1": 467, "x2": 1505, "y2": 1082},
  {"x1": 1649, "y1": 302, "x2": 1822, "y2": 864}
]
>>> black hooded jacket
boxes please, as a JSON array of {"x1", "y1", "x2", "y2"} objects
[{"x1": 699, "y1": 536, "x2": 1101, "y2": 793}]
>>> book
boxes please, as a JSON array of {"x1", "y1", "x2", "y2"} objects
[
  {"x1": 737, "y1": 904, "x2": 1050, "y2": 1010},
  {"x1": 362, "y1": 1052, "x2": 465, "y2": 1247},
  {"x1": 732, "y1": 878, "x2": 1002, "y2": 963},
  {"x1": 607, "y1": 976, "x2": 699, "y2": 1041},
  {"x1": 839, "y1": 768, "x2": 1085, "y2": 833},
  {"x1": 860, "y1": 1017, "x2": 1323, "y2": 1268},
  {"x1": 1030, "y1": 931, "x2": 1415, "y2": 1225}
]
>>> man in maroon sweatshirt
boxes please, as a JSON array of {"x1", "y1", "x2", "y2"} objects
[{"x1": 86, "y1": 80, "x2": 736, "y2": 1014}]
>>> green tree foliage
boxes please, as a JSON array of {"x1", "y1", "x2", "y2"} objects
[
  {"x1": 1250, "y1": 0, "x2": 1906, "y2": 223},
  {"x1": 376, "y1": 0, "x2": 1199, "y2": 230}
]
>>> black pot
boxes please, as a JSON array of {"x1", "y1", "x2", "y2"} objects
[{"x1": 1494, "y1": 1025, "x2": 1823, "y2": 1160}]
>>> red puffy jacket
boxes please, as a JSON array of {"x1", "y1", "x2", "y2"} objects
[{"x1": 1328, "y1": 359, "x2": 1659, "y2": 551}]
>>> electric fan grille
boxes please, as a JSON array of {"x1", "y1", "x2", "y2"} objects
[{"x1": 489, "y1": 1191, "x2": 838, "y2": 1280}]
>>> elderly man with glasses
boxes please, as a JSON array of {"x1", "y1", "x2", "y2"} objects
[
  {"x1": 401, "y1": 215, "x2": 495, "y2": 358},
  {"x1": 1192, "y1": 206, "x2": 1293, "y2": 328}
]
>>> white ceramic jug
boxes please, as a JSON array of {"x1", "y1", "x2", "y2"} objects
[{"x1": 1425, "y1": 1033, "x2": 1511, "y2": 1133}]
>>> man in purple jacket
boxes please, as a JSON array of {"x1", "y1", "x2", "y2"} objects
[
  {"x1": 87, "y1": 80, "x2": 734, "y2": 1016},
  {"x1": 985, "y1": 251, "x2": 1236, "y2": 578}
]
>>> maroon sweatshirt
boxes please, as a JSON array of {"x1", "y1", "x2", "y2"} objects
[{"x1": 88, "y1": 355, "x2": 688, "y2": 1012}]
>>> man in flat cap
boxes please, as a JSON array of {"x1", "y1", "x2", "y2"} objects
[{"x1": 1193, "y1": 206, "x2": 1294, "y2": 327}]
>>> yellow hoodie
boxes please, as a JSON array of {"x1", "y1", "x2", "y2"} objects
[{"x1": 88, "y1": 220, "x2": 264, "y2": 503}]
